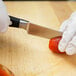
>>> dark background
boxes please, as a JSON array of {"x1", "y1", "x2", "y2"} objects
[{"x1": 3, "y1": 0, "x2": 73, "y2": 1}]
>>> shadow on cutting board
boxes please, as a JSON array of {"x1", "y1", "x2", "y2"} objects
[{"x1": 53, "y1": 52, "x2": 76, "y2": 66}]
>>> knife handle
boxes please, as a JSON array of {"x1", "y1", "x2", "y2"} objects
[
  {"x1": 9, "y1": 16, "x2": 29, "y2": 28},
  {"x1": 9, "y1": 16, "x2": 20, "y2": 27}
]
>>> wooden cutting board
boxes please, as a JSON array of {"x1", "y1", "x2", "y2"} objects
[{"x1": 0, "y1": 1, "x2": 76, "y2": 76}]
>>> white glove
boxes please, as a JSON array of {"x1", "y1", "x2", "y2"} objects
[
  {"x1": 58, "y1": 12, "x2": 76, "y2": 55},
  {"x1": 0, "y1": 0, "x2": 11, "y2": 32}
]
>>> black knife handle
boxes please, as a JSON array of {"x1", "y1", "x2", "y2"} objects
[
  {"x1": 9, "y1": 16, "x2": 29, "y2": 29},
  {"x1": 9, "y1": 16, "x2": 20, "y2": 28}
]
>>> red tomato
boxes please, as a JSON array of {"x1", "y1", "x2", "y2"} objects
[
  {"x1": 49, "y1": 36, "x2": 65, "y2": 53},
  {"x1": 0, "y1": 64, "x2": 14, "y2": 76}
]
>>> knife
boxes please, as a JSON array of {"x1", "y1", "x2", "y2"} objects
[{"x1": 9, "y1": 16, "x2": 62, "y2": 39}]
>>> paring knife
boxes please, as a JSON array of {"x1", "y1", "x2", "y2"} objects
[{"x1": 9, "y1": 16, "x2": 62, "y2": 39}]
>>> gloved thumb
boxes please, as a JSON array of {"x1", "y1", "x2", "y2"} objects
[{"x1": 0, "y1": 0, "x2": 11, "y2": 32}]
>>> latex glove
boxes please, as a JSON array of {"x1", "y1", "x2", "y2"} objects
[
  {"x1": 0, "y1": 0, "x2": 11, "y2": 32},
  {"x1": 59, "y1": 12, "x2": 76, "y2": 55}
]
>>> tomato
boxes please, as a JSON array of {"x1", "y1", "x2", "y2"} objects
[
  {"x1": 49, "y1": 36, "x2": 65, "y2": 53},
  {"x1": 0, "y1": 64, "x2": 14, "y2": 76}
]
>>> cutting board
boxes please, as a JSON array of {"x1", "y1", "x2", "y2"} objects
[{"x1": 0, "y1": 1, "x2": 76, "y2": 76}]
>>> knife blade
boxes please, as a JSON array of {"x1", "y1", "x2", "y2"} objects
[{"x1": 9, "y1": 16, "x2": 62, "y2": 39}]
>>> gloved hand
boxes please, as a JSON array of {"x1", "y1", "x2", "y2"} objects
[
  {"x1": 58, "y1": 12, "x2": 76, "y2": 55},
  {"x1": 0, "y1": 0, "x2": 11, "y2": 32}
]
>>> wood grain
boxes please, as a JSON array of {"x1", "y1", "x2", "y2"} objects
[
  {"x1": 50, "y1": 2, "x2": 73, "y2": 22},
  {"x1": 0, "y1": 1, "x2": 76, "y2": 76}
]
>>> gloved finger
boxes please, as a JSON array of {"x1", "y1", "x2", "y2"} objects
[
  {"x1": 59, "y1": 20, "x2": 69, "y2": 32},
  {"x1": 70, "y1": 12, "x2": 76, "y2": 19},
  {"x1": 59, "y1": 12, "x2": 76, "y2": 32},
  {"x1": 58, "y1": 26, "x2": 76, "y2": 52},
  {"x1": 0, "y1": 0, "x2": 11, "y2": 32},
  {"x1": 66, "y1": 36, "x2": 76, "y2": 55}
]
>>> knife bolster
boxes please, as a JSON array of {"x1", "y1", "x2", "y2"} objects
[{"x1": 19, "y1": 19, "x2": 29, "y2": 30}]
